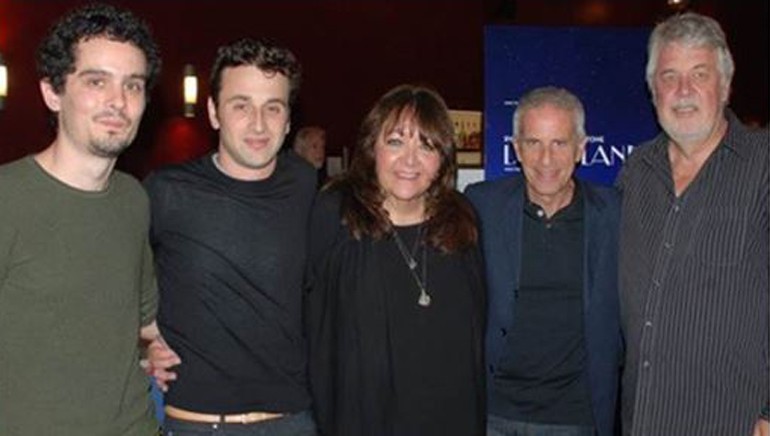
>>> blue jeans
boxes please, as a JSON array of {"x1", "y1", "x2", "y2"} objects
[
  {"x1": 487, "y1": 415, "x2": 595, "y2": 436},
  {"x1": 163, "y1": 411, "x2": 317, "y2": 436}
]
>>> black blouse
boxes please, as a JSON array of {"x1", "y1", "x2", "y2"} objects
[{"x1": 306, "y1": 189, "x2": 486, "y2": 436}]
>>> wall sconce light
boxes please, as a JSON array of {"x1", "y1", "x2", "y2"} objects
[
  {"x1": 183, "y1": 64, "x2": 197, "y2": 118},
  {"x1": 667, "y1": 0, "x2": 689, "y2": 9},
  {"x1": 0, "y1": 53, "x2": 7, "y2": 110}
]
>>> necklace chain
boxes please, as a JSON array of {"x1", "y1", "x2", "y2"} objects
[{"x1": 392, "y1": 226, "x2": 431, "y2": 307}]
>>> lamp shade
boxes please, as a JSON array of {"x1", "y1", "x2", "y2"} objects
[
  {"x1": 183, "y1": 64, "x2": 197, "y2": 117},
  {"x1": 0, "y1": 53, "x2": 7, "y2": 109}
]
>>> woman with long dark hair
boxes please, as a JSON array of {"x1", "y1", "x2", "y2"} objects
[{"x1": 306, "y1": 84, "x2": 485, "y2": 436}]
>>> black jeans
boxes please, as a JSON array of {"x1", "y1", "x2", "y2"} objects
[{"x1": 487, "y1": 414, "x2": 595, "y2": 436}]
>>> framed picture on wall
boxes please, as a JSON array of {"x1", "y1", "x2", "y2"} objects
[{"x1": 448, "y1": 110, "x2": 483, "y2": 168}]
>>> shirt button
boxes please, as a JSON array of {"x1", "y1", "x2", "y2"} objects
[
  {"x1": 673, "y1": 205, "x2": 680, "y2": 212},
  {"x1": 643, "y1": 360, "x2": 651, "y2": 369},
  {"x1": 537, "y1": 209, "x2": 545, "y2": 218},
  {"x1": 652, "y1": 279, "x2": 661, "y2": 288},
  {"x1": 644, "y1": 320, "x2": 652, "y2": 328},
  {"x1": 663, "y1": 241, "x2": 673, "y2": 249}
]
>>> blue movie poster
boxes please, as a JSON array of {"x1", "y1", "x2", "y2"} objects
[{"x1": 484, "y1": 26, "x2": 660, "y2": 185}]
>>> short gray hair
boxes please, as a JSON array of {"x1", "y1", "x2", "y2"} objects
[
  {"x1": 646, "y1": 12, "x2": 734, "y2": 96},
  {"x1": 512, "y1": 86, "x2": 585, "y2": 140}
]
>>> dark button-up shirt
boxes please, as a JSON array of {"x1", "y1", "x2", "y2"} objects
[
  {"x1": 491, "y1": 184, "x2": 593, "y2": 425},
  {"x1": 617, "y1": 112, "x2": 769, "y2": 436}
]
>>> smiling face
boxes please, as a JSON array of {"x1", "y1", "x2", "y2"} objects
[
  {"x1": 652, "y1": 42, "x2": 729, "y2": 148},
  {"x1": 374, "y1": 116, "x2": 442, "y2": 220},
  {"x1": 208, "y1": 65, "x2": 291, "y2": 181},
  {"x1": 514, "y1": 103, "x2": 585, "y2": 216},
  {"x1": 40, "y1": 37, "x2": 148, "y2": 158}
]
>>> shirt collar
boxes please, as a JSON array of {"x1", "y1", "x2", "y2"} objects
[
  {"x1": 524, "y1": 178, "x2": 583, "y2": 221},
  {"x1": 719, "y1": 109, "x2": 750, "y2": 160},
  {"x1": 641, "y1": 108, "x2": 748, "y2": 172}
]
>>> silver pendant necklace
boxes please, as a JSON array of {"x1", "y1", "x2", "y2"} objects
[{"x1": 392, "y1": 225, "x2": 432, "y2": 307}]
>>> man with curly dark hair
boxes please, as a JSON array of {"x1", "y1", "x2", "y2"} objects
[
  {"x1": 37, "y1": 3, "x2": 161, "y2": 98},
  {"x1": 0, "y1": 3, "x2": 163, "y2": 435},
  {"x1": 144, "y1": 38, "x2": 318, "y2": 435}
]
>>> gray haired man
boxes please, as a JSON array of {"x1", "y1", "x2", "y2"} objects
[{"x1": 618, "y1": 12, "x2": 768, "y2": 436}]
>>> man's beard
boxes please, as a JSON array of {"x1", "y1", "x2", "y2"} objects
[
  {"x1": 88, "y1": 111, "x2": 136, "y2": 158},
  {"x1": 88, "y1": 134, "x2": 132, "y2": 158}
]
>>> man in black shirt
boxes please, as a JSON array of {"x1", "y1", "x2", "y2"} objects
[
  {"x1": 466, "y1": 87, "x2": 621, "y2": 436},
  {"x1": 144, "y1": 38, "x2": 317, "y2": 435}
]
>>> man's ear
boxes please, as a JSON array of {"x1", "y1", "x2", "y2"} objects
[
  {"x1": 511, "y1": 138, "x2": 521, "y2": 161},
  {"x1": 207, "y1": 97, "x2": 220, "y2": 130},
  {"x1": 40, "y1": 79, "x2": 62, "y2": 112},
  {"x1": 720, "y1": 80, "x2": 731, "y2": 108},
  {"x1": 575, "y1": 137, "x2": 588, "y2": 163}
]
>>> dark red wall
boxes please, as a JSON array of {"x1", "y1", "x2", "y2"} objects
[
  {"x1": 0, "y1": 1, "x2": 485, "y2": 176},
  {"x1": 0, "y1": 0, "x2": 765, "y2": 178}
]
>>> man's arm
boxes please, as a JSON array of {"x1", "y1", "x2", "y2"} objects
[
  {"x1": 139, "y1": 320, "x2": 181, "y2": 392},
  {"x1": 0, "y1": 218, "x2": 17, "y2": 287},
  {"x1": 753, "y1": 417, "x2": 769, "y2": 436}
]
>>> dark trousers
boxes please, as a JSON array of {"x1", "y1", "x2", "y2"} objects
[
  {"x1": 487, "y1": 414, "x2": 595, "y2": 436},
  {"x1": 163, "y1": 411, "x2": 317, "y2": 436}
]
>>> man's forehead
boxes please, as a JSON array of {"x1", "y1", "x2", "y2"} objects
[
  {"x1": 71, "y1": 37, "x2": 147, "y2": 72},
  {"x1": 222, "y1": 65, "x2": 289, "y2": 84},
  {"x1": 219, "y1": 66, "x2": 290, "y2": 100},
  {"x1": 657, "y1": 42, "x2": 718, "y2": 62},
  {"x1": 74, "y1": 36, "x2": 142, "y2": 55}
]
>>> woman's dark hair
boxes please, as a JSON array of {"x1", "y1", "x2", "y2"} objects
[
  {"x1": 37, "y1": 3, "x2": 161, "y2": 95},
  {"x1": 332, "y1": 84, "x2": 477, "y2": 253}
]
